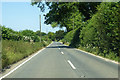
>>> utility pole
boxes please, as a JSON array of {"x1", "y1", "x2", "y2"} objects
[
  {"x1": 39, "y1": 15, "x2": 41, "y2": 43},
  {"x1": 73, "y1": 16, "x2": 74, "y2": 31}
]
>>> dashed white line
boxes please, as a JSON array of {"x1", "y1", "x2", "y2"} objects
[
  {"x1": 61, "y1": 51, "x2": 64, "y2": 54},
  {"x1": 67, "y1": 60, "x2": 76, "y2": 69},
  {"x1": 80, "y1": 75, "x2": 85, "y2": 78},
  {"x1": 59, "y1": 48, "x2": 60, "y2": 50}
]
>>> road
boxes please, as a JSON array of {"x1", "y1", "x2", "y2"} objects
[{"x1": 3, "y1": 42, "x2": 118, "y2": 78}]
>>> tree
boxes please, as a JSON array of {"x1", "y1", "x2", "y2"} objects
[
  {"x1": 21, "y1": 30, "x2": 35, "y2": 37},
  {"x1": 21, "y1": 30, "x2": 40, "y2": 42},
  {"x1": 32, "y1": 2, "x2": 100, "y2": 32},
  {"x1": 35, "y1": 30, "x2": 46, "y2": 36},
  {"x1": 32, "y1": 35, "x2": 40, "y2": 42},
  {"x1": 80, "y1": 2, "x2": 120, "y2": 57},
  {"x1": 55, "y1": 30, "x2": 65, "y2": 41},
  {"x1": 47, "y1": 32, "x2": 55, "y2": 41},
  {"x1": 2, "y1": 26, "x2": 22, "y2": 41}
]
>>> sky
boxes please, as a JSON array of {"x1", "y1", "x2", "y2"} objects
[{"x1": 2, "y1": 2, "x2": 65, "y2": 33}]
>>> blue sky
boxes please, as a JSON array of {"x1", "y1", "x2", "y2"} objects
[{"x1": 2, "y1": 2, "x2": 64, "y2": 33}]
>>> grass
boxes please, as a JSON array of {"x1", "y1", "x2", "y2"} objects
[
  {"x1": 2, "y1": 40, "x2": 51, "y2": 69},
  {"x1": 62, "y1": 41, "x2": 119, "y2": 62},
  {"x1": 78, "y1": 46, "x2": 119, "y2": 62}
]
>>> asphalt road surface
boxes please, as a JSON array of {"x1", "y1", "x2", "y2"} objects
[{"x1": 4, "y1": 42, "x2": 118, "y2": 78}]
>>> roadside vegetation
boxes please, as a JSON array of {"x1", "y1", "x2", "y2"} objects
[
  {"x1": 62, "y1": 2, "x2": 120, "y2": 61},
  {"x1": 1, "y1": 2, "x2": 119, "y2": 71},
  {"x1": 33, "y1": 2, "x2": 120, "y2": 62},
  {"x1": 1, "y1": 25, "x2": 51, "y2": 70}
]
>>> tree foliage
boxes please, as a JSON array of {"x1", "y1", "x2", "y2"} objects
[
  {"x1": 47, "y1": 32, "x2": 55, "y2": 41},
  {"x1": 1, "y1": 26, "x2": 47, "y2": 42},
  {"x1": 32, "y1": 2, "x2": 100, "y2": 32},
  {"x1": 62, "y1": 2, "x2": 120, "y2": 61},
  {"x1": 2, "y1": 26, "x2": 22, "y2": 41},
  {"x1": 35, "y1": 30, "x2": 46, "y2": 36},
  {"x1": 47, "y1": 30, "x2": 65, "y2": 41},
  {"x1": 80, "y1": 2, "x2": 120, "y2": 59},
  {"x1": 55, "y1": 30, "x2": 65, "y2": 41}
]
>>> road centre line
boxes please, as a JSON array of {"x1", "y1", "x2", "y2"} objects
[
  {"x1": 60, "y1": 42, "x2": 118, "y2": 64},
  {"x1": 61, "y1": 51, "x2": 64, "y2": 54},
  {"x1": 67, "y1": 60, "x2": 76, "y2": 70}
]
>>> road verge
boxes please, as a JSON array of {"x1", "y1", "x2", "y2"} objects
[
  {"x1": 59, "y1": 42, "x2": 119, "y2": 64},
  {"x1": 0, "y1": 42, "x2": 53, "y2": 79}
]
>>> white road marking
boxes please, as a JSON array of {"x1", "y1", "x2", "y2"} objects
[
  {"x1": 61, "y1": 52, "x2": 64, "y2": 54},
  {"x1": 67, "y1": 60, "x2": 76, "y2": 70},
  {"x1": 75, "y1": 49, "x2": 119, "y2": 64},
  {"x1": 59, "y1": 48, "x2": 60, "y2": 50},
  {"x1": 0, "y1": 42, "x2": 53, "y2": 80},
  {"x1": 80, "y1": 75, "x2": 85, "y2": 78},
  {"x1": 61, "y1": 42, "x2": 118, "y2": 64}
]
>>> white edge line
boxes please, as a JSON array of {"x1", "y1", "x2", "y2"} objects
[
  {"x1": 0, "y1": 42, "x2": 53, "y2": 80},
  {"x1": 60, "y1": 42, "x2": 119, "y2": 64},
  {"x1": 0, "y1": 49, "x2": 44, "y2": 79},
  {"x1": 67, "y1": 60, "x2": 76, "y2": 69},
  {"x1": 76, "y1": 49, "x2": 119, "y2": 64}
]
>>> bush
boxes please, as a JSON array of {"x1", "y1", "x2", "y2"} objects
[
  {"x1": 70, "y1": 27, "x2": 81, "y2": 48},
  {"x1": 2, "y1": 26, "x2": 22, "y2": 41},
  {"x1": 62, "y1": 2, "x2": 119, "y2": 61},
  {"x1": 61, "y1": 29, "x2": 76, "y2": 45},
  {"x1": 79, "y1": 2, "x2": 120, "y2": 60},
  {"x1": 2, "y1": 40, "x2": 51, "y2": 69}
]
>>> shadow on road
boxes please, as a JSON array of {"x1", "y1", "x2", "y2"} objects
[{"x1": 46, "y1": 46, "x2": 73, "y2": 49}]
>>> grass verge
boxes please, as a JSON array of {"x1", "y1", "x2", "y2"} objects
[
  {"x1": 2, "y1": 40, "x2": 51, "y2": 70},
  {"x1": 61, "y1": 41, "x2": 119, "y2": 62}
]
